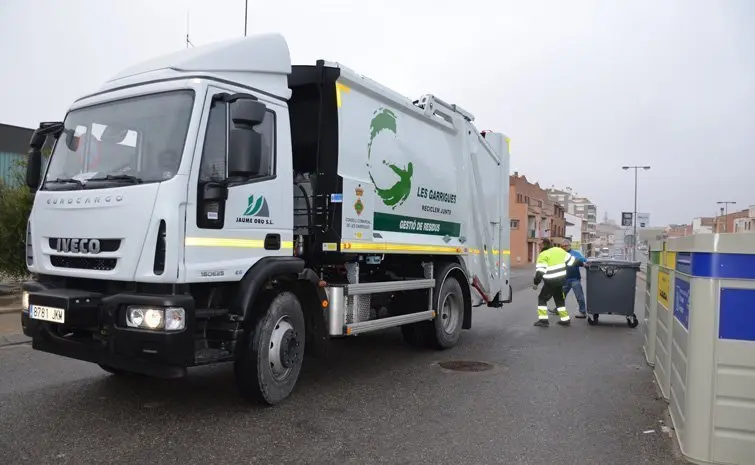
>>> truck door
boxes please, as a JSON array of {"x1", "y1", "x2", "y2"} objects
[
  {"x1": 183, "y1": 84, "x2": 293, "y2": 282},
  {"x1": 480, "y1": 131, "x2": 509, "y2": 301},
  {"x1": 482, "y1": 156, "x2": 502, "y2": 295}
]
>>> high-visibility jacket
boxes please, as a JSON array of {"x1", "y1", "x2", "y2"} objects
[{"x1": 534, "y1": 246, "x2": 576, "y2": 285}]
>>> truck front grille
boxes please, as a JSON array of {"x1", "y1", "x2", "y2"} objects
[
  {"x1": 50, "y1": 256, "x2": 117, "y2": 271},
  {"x1": 48, "y1": 238, "x2": 121, "y2": 252}
]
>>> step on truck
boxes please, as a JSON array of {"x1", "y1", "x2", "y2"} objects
[{"x1": 21, "y1": 33, "x2": 512, "y2": 405}]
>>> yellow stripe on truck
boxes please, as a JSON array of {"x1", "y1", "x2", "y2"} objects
[
  {"x1": 185, "y1": 237, "x2": 294, "y2": 249},
  {"x1": 335, "y1": 82, "x2": 351, "y2": 108},
  {"x1": 341, "y1": 241, "x2": 511, "y2": 256},
  {"x1": 342, "y1": 241, "x2": 461, "y2": 254},
  {"x1": 467, "y1": 248, "x2": 511, "y2": 255},
  {"x1": 184, "y1": 237, "x2": 509, "y2": 257}
]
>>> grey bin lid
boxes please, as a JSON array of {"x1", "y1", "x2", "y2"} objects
[{"x1": 586, "y1": 259, "x2": 641, "y2": 270}]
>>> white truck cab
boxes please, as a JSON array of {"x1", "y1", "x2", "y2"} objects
[{"x1": 21, "y1": 33, "x2": 511, "y2": 405}]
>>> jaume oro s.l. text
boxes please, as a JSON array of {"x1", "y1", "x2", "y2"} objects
[
  {"x1": 416, "y1": 186, "x2": 456, "y2": 204},
  {"x1": 399, "y1": 218, "x2": 441, "y2": 233},
  {"x1": 422, "y1": 204, "x2": 452, "y2": 215}
]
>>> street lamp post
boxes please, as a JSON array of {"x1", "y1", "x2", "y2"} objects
[
  {"x1": 244, "y1": 0, "x2": 248, "y2": 36},
  {"x1": 716, "y1": 201, "x2": 736, "y2": 233},
  {"x1": 622, "y1": 165, "x2": 651, "y2": 261}
]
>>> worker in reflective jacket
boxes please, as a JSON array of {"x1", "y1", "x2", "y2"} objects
[{"x1": 532, "y1": 238, "x2": 576, "y2": 327}]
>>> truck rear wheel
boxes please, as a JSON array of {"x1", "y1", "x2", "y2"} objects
[
  {"x1": 234, "y1": 291, "x2": 306, "y2": 405},
  {"x1": 429, "y1": 273, "x2": 464, "y2": 349}
]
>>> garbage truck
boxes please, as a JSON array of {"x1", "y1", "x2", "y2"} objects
[{"x1": 20, "y1": 33, "x2": 512, "y2": 405}]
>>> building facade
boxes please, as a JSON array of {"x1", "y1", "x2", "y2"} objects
[
  {"x1": 546, "y1": 186, "x2": 596, "y2": 250},
  {"x1": 564, "y1": 212, "x2": 583, "y2": 250},
  {"x1": 0, "y1": 123, "x2": 35, "y2": 186},
  {"x1": 509, "y1": 173, "x2": 566, "y2": 267},
  {"x1": 714, "y1": 208, "x2": 753, "y2": 233}
]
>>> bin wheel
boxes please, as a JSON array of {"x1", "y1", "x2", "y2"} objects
[
  {"x1": 627, "y1": 315, "x2": 639, "y2": 328},
  {"x1": 587, "y1": 314, "x2": 599, "y2": 326}
]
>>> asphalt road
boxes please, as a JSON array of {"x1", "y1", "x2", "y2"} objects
[
  {"x1": 509, "y1": 265, "x2": 535, "y2": 292},
  {"x1": 0, "y1": 283, "x2": 685, "y2": 465}
]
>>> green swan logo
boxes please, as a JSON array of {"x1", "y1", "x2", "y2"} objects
[
  {"x1": 368, "y1": 108, "x2": 412, "y2": 209},
  {"x1": 243, "y1": 195, "x2": 270, "y2": 217}
]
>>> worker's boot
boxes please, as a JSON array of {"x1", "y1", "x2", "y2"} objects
[
  {"x1": 557, "y1": 319, "x2": 571, "y2": 326},
  {"x1": 533, "y1": 319, "x2": 549, "y2": 327}
]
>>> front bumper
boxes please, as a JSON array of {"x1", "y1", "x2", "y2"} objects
[{"x1": 21, "y1": 282, "x2": 195, "y2": 378}]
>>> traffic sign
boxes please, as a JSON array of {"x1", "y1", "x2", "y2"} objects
[{"x1": 622, "y1": 212, "x2": 633, "y2": 227}]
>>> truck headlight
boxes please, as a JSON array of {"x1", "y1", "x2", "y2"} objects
[
  {"x1": 21, "y1": 291, "x2": 29, "y2": 312},
  {"x1": 126, "y1": 306, "x2": 185, "y2": 331}
]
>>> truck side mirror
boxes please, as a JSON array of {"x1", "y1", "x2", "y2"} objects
[
  {"x1": 227, "y1": 100, "x2": 266, "y2": 179},
  {"x1": 26, "y1": 122, "x2": 63, "y2": 191},
  {"x1": 26, "y1": 131, "x2": 47, "y2": 191},
  {"x1": 231, "y1": 99, "x2": 266, "y2": 127}
]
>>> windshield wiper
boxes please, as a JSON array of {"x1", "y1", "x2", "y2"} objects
[
  {"x1": 45, "y1": 177, "x2": 84, "y2": 188},
  {"x1": 87, "y1": 174, "x2": 143, "y2": 184}
]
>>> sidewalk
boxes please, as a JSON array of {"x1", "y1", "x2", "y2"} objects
[{"x1": 0, "y1": 311, "x2": 29, "y2": 347}]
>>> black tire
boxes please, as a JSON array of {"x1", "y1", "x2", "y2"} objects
[
  {"x1": 429, "y1": 272, "x2": 465, "y2": 350},
  {"x1": 234, "y1": 291, "x2": 306, "y2": 406},
  {"x1": 627, "y1": 314, "x2": 639, "y2": 328},
  {"x1": 395, "y1": 291, "x2": 432, "y2": 348},
  {"x1": 401, "y1": 323, "x2": 429, "y2": 348},
  {"x1": 587, "y1": 314, "x2": 598, "y2": 326}
]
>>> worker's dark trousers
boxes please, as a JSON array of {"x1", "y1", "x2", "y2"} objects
[{"x1": 537, "y1": 278, "x2": 569, "y2": 321}]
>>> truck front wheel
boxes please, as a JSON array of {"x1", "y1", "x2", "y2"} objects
[{"x1": 234, "y1": 291, "x2": 306, "y2": 405}]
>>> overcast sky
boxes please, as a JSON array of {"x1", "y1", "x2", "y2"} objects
[{"x1": 1, "y1": 0, "x2": 753, "y2": 225}]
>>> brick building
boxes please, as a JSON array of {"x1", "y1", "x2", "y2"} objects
[
  {"x1": 714, "y1": 208, "x2": 753, "y2": 233},
  {"x1": 509, "y1": 172, "x2": 565, "y2": 267}
]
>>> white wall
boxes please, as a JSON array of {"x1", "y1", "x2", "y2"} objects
[
  {"x1": 692, "y1": 217, "x2": 713, "y2": 234},
  {"x1": 565, "y1": 212, "x2": 582, "y2": 241}
]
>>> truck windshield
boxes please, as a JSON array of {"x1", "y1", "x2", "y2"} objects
[{"x1": 42, "y1": 90, "x2": 195, "y2": 190}]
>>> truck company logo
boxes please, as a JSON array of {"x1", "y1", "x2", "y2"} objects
[
  {"x1": 354, "y1": 185, "x2": 364, "y2": 216},
  {"x1": 237, "y1": 194, "x2": 273, "y2": 225},
  {"x1": 55, "y1": 238, "x2": 101, "y2": 254},
  {"x1": 46, "y1": 195, "x2": 124, "y2": 205},
  {"x1": 367, "y1": 108, "x2": 413, "y2": 209},
  {"x1": 365, "y1": 106, "x2": 462, "y2": 238}
]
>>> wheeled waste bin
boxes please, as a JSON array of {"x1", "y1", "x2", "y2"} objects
[{"x1": 585, "y1": 259, "x2": 642, "y2": 327}]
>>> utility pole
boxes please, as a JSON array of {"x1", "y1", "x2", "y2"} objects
[
  {"x1": 244, "y1": 0, "x2": 249, "y2": 36},
  {"x1": 717, "y1": 201, "x2": 736, "y2": 233},
  {"x1": 185, "y1": 10, "x2": 193, "y2": 48},
  {"x1": 622, "y1": 165, "x2": 651, "y2": 261}
]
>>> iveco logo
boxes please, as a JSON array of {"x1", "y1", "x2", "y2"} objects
[
  {"x1": 56, "y1": 238, "x2": 101, "y2": 254},
  {"x1": 47, "y1": 195, "x2": 124, "y2": 205}
]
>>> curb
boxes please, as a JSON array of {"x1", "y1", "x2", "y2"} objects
[
  {"x1": 0, "y1": 306, "x2": 22, "y2": 315},
  {"x1": 0, "y1": 333, "x2": 31, "y2": 348}
]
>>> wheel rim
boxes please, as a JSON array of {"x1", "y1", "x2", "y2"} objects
[
  {"x1": 440, "y1": 291, "x2": 461, "y2": 334},
  {"x1": 268, "y1": 316, "x2": 301, "y2": 382}
]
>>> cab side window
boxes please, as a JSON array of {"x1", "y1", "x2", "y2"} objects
[{"x1": 198, "y1": 99, "x2": 276, "y2": 182}]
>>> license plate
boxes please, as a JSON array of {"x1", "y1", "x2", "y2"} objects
[{"x1": 30, "y1": 305, "x2": 66, "y2": 324}]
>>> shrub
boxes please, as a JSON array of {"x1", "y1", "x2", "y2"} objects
[{"x1": 0, "y1": 162, "x2": 33, "y2": 279}]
